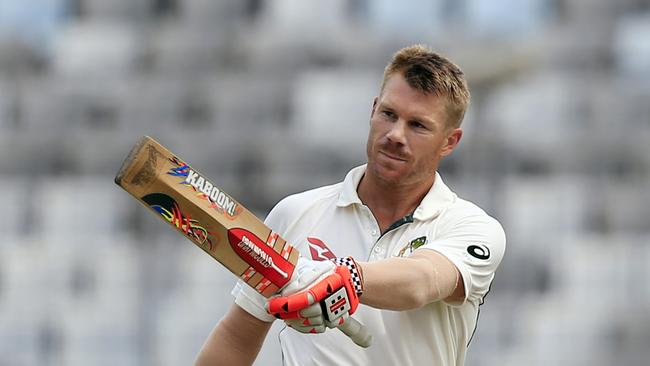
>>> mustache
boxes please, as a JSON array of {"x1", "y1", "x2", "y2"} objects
[{"x1": 377, "y1": 142, "x2": 409, "y2": 160}]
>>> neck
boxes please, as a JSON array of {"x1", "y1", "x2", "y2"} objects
[{"x1": 357, "y1": 171, "x2": 435, "y2": 233}]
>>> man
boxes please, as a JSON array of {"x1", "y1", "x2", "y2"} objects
[{"x1": 195, "y1": 44, "x2": 505, "y2": 365}]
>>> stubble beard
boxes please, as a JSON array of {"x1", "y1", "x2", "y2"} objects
[
  {"x1": 368, "y1": 145, "x2": 439, "y2": 192},
  {"x1": 367, "y1": 149, "x2": 412, "y2": 189}
]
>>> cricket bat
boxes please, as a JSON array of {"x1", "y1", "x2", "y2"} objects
[{"x1": 115, "y1": 136, "x2": 372, "y2": 347}]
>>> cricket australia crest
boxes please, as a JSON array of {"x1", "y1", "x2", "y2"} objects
[{"x1": 396, "y1": 236, "x2": 427, "y2": 257}]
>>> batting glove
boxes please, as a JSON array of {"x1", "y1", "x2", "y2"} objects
[{"x1": 267, "y1": 256, "x2": 364, "y2": 334}]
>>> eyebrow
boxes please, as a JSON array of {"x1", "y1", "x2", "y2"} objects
[{"x1": 379, "y1": 100, "x2": 437, "y2": 128}]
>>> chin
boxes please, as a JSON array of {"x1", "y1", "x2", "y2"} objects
[{"x1": 371, "y1": 164, "x2": 406, "y2": 184}]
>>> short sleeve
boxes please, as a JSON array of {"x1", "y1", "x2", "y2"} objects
[
  {"x1": 416, "y1": 213, "x2": 506, "y2": 305},
  {"x1": 231, "y1": 281, "x2": 276, "y2": 322}
]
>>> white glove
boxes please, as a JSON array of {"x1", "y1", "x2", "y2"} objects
[
  {"x1": 275, "y1": 257, "x2": 337, "y2": 333},
  {"x1": 281, "y1": 257, "x2": 336, "y2": 296}
]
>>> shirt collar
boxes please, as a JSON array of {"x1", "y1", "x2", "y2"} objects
[
  {"x1": 336, "y1": 165, "x2": 366, "y2": 207},
  {"x1": 337, "y1": 164, "x2": 457, "y2": 221},
  {"x1": 413, "y1": 170, "x2": 456, "y2": 221}
]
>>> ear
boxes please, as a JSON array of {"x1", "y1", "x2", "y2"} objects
[
  {"x1": 440, "y1": 128, "x2": 462, "y2": 157},
  {"x1": 370, "y1": 97, "x2": 378, "y2": 119}
]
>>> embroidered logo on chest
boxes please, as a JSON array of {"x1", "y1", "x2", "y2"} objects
[{"x1": 396, "y1": 236, "x2": 427, "y2": 257}]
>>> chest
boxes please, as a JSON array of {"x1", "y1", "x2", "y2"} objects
[{"x1": 282, "y1": 204, "x2": 440, "y2": 262}]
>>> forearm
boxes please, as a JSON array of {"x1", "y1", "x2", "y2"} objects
[
  {"x1": 195, "y1": 305, "x2": 272, "y2": 366},
  {"x1": 358, "y1": 251, "x2": 460, "y2": 311}
]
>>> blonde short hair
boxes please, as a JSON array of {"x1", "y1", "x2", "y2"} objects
[{"x1": 381, "y1": 45, "x2": 470, "y2": 128}]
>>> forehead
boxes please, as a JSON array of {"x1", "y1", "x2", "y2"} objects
[{"x1": 378, "y1": 74, "x2": 447, "y2": 121}]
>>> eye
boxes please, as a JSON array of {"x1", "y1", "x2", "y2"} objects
[
  {"x1": 410, "y1": 120, "x2": 427, "y2": 129},
  {"x1": 380, "y1": 110, "x2": 396, "y2": 120}
]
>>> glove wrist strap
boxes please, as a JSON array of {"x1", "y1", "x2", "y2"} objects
[{"x1": 333, "y1": 256, "x2": 364, "y2": 296}]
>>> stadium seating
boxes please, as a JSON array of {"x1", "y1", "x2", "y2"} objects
[{"x1": 0, "y1": 0, "x2": 649, "y2": 364}]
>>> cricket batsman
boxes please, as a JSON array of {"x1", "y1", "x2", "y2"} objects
[{"x1": 195, "y1": 44, "x2": 506, "y2": 366}]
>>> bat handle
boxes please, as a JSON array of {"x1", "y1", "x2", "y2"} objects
[{"x1": 338, "y1": 316, "x2": 373, "y2": 348}]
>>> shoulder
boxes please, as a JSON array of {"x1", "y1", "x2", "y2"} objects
[
  {"x1": 444, "y1": 197, "x2": 503, "y2": 232},
  {"x1": 264, "y1": 182, "x2": 343, "y2": 230},
  {"x1": 270, "y1": 182, "x2": 342, "y2": 217},
  {"x1": 436, "y1": 196, "x2": 506, "y2": 257}
]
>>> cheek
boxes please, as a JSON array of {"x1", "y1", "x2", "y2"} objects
[
  {"x1": 414, "y1": 137, "x2": 444, "y2": 161},
  {"x1": 367, "y1": 121, "x2": 381, "y2": 152},
  {"x1": 368, "y1": 120, "x2": 386, "y2": 142},
  {"x1": 366, "y1": 131, "x2": 374, "y2": 156}
]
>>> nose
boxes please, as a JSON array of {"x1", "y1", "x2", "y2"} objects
[{"x1": 385, "y1": 119, "x2": 407, "y2": 145}]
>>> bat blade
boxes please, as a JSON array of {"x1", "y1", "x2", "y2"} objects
[{"x1": 115, "y1": 136, "x2": 299, "y2": 297}]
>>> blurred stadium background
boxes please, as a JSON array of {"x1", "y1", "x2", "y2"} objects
[{"x1": 1, "y1": 0, "x2": 649, "y2": 365}]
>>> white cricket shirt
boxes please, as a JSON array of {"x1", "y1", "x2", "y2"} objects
[{"x1": 233, "y1": 165, "x2": 506, "y2": 366}]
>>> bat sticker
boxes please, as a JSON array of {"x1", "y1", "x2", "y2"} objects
[
  {"x1": 167, "y1": 161, "x2": 190, "y2": 177},
  {"x1": 228, "y1": 228, "x2": 295, "y2": 288},
  {"x1": 166, "y1": 158, "x2": 241, "y2": 219},
  {"x1": 142, "y1": 193, "x2": 216, "y2": 250}
]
